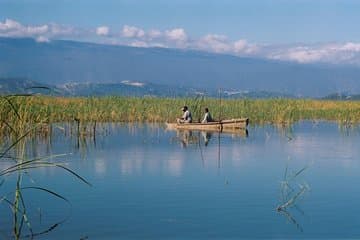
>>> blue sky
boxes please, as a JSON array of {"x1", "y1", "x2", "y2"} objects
[
  {"x1": 1, "y1": 0, "x2": 360, "y2": 43},
  {"x1": 1, "y1": 0, "x2": 360, "y2": 65}
]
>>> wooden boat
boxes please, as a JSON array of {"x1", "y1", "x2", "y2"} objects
[{"x1": 166, "y1": 118, "x2": 249, "y2": 132}]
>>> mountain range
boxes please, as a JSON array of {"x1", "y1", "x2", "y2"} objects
[
  {"x1": 1, "y1": 37, "x2": 360, "y2": 98},
  {"x1": 0, "y1": 77, "x2": 294, "y2": 98}
]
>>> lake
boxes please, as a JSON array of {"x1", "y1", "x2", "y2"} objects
[{"x1": 1, "y1": 121, "x2": 360, "y2": 239}]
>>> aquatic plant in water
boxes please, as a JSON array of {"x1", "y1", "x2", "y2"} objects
[
  {"x1": 0, "y1": 93, "x2": 91, "y2": 239},
  {"x1": 276, "y1": 163, "x2": 310, "y2": 232}
]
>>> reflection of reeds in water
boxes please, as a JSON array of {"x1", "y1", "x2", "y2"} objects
[
  {"x1": 0, "y1": 94, "x2": 91, "y2": 239},
  {"x1": 276, "y1": 163, "x2": 310, "y2": 232}
]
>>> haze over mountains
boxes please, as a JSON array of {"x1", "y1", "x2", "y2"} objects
[{"x1": 1, "y1": 37, "x2": 360, "y2": 98}]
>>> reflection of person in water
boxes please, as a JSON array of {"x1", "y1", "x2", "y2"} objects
[
  {"x1": 179, "y1": 130, "x2": 192, "y2": 148},
  {"x1": 201, "y1": 131, "x2": 212, "y2": 146}
]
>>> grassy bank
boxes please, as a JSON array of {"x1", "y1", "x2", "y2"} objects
[{"x1": 1, "y1": 96, "x2": 360, "y2": 127}]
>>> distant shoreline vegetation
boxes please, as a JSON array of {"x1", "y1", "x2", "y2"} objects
[{"x1": 1, "y1": 96, "x2": 360, "y2": 127}]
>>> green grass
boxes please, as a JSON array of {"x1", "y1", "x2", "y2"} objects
[{"x1": 2, "y1": 96, "x2": 360, "y2": 130}]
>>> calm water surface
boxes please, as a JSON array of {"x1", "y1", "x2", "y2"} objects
[{"x1": 1, "y1": 122, "x2": 360, "y2": 239}]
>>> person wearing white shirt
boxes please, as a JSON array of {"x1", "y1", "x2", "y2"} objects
[
  {"x1": 177, "y1": 106, "x2": 192, "y2": 123},
  {"x1": 201, "y1": 108, "x2": 213, "y2": 123}
]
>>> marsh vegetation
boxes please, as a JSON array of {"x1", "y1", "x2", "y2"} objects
[
  {"x1": 1, "y1": 96, "x2": 360, "y2": 132},
  {"x1": 0, "y1": 94, "x2": 91, "y2": 239}
]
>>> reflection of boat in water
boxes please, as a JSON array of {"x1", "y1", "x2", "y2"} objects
[
  {"x1": 166, "y1": 118, "x2": 249, "y2": 132},
  {"x1": 172, "y1": 128, "x2": 248, "y2": 147}
]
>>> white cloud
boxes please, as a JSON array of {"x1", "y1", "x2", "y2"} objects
[
  {"x1": 96, "y1": 26, "x2": 109, "y2": 36},
  {"x1": 287, "y1": 50, "x2": 325, "y2": 63},
  {"x1": 3, "y1": 18, "x2": 360, "y2": 66},
  {"x1": 197, "y1": 34, "x2": 230, "y2": 53},
  {"x1": 0, "y1": 19, "x2": 80, "y2": 41},
  {"x1": 122, "y1": 25, "x2": 145, "y2": 38},
  {"x1": 339, "y1": 42, "x2": 360, "y2": 52},
  {"x1": 49, "y1": 23, "x2": 76, "y2": 36},
  {"x1": 269, "y1": 46, "x2": 329, "y2": 63},
  {"x1": 0, "y1": 18, "x2": 21, "y2": 31},
  {"x1": 233, "y1": 39, "x2": 258, "y2": 54},
  {"x1": 233, "y1": 39, "x2": 247, "y2": 52},
  {"x1": 267, "y1": 43, "x2": 360, "y2": 64},
  {"x1": 196, "y1": 34, "x2": 259, "y2": 55},
  {"x1": 148, "y1": 29, "x2": 162, "y2": 39},
  {"x1": 26, "y1": 24, "x2": 49, "y2": 35},
  {"x1": 0, "y1": 18, "x2": 49, "y2": 37},
  {"x1": 165, "y1": 28, "x2": 187, "y2": 42}
]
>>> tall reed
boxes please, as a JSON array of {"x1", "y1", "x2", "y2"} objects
[
  {"x1": 1, "y1": 96, "x2": 360, "y2": 128},
  {"x1": 0, "y1": 94, "x2": 90, "y2": 239}
]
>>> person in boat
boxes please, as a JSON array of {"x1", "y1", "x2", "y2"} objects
[
  {"x1": 201, "y1": 107, "x2": 213, "y2": 123},
  {"x1": 177, "y1": 106, "x2": 192, "y2": 123}
]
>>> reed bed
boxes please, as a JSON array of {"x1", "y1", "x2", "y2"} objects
[
  {"x1": 2, "y1": 96, "x2": 360, "y2": 129},
  {"x1": 0, "y1": 95, "x2": 91, "y2": 239}
]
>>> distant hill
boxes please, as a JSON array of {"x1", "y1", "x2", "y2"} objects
[
  {"x1": 0, "y1": 77, "x2": 295, "y2": 98},
  {"x1": 0, "y1": 78, "x2": 56, "y2": 95},
  {"x1": 1, "y1": 37, "x2": 360, "y2": 97},
  {"x1": 58, "y1": 81, "x2": 202, "y2": 97},
  {"x1": 0, "y1": 78, "x2": 187, "y2": 97},
  {"x1": 322, "y1": 93, "x2": 360, "y2": 100}
]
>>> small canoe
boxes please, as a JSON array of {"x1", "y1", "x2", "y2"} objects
[{"x1": 166, "y1": 118, "x2": 249, "y2": 132}]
